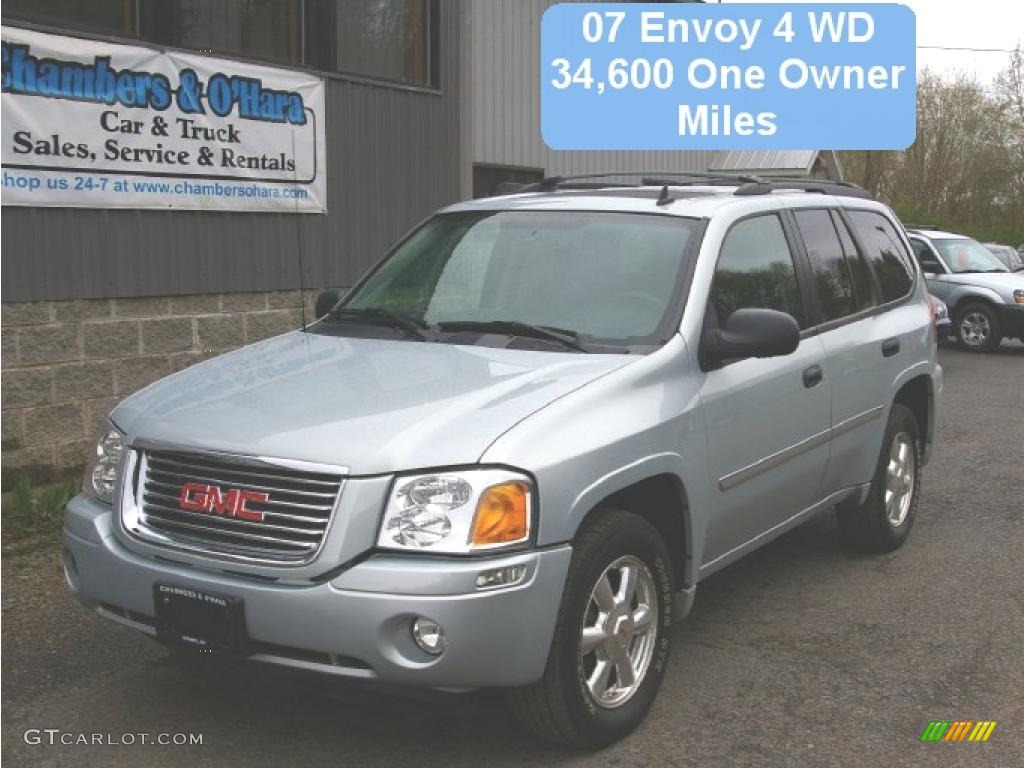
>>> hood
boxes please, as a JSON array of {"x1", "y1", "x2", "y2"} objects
[
  {"x1": 942, "y1": 271, "x2": 1024, "y2": 297},
  {"x1": 111, "y1": 332, "x2": 632, "y2": 475}
]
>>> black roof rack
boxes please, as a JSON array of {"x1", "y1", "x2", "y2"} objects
[
  {"x1": 901, "y1": 223, "x2": 940, "y2": 231},
  {"x1": 512, "y1": 171, "x2": 873, "y2": 200},
  {"x1": 733, "y1": 179, "x2": 873, "y2": 199},
  {"x1": 521, "y1": 171, "x2": 767, "y2": 192}
]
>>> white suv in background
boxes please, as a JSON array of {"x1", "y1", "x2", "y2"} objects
[{"x1": 905, "y1": 227, "x2": 1024, "y2": 351}]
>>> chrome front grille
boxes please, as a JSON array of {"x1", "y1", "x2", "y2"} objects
[{"x1": 125, "y1": 449, "x2": 344, "y2": 564}]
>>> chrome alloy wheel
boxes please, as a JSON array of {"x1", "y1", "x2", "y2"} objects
[
  {"x1": 579, "y1": 555, "x2": 659, "y2": 709},
  {"x1": 885, "y1": 432, "x2": 916, "y2": 527},
  {"x1": 959, "y1": 311, "x2": 991, "y2": 347}
]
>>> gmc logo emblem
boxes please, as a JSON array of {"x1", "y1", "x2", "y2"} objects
[{"x1": 178, "y1": 482, "x2": 269, "y2": 522}]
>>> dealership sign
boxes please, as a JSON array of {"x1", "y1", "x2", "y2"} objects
[{"x1": 0, "y1": 26, "x2": 326, "y2": 212}]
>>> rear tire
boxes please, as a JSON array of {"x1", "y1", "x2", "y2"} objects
[
  {"x1": 837, "y1": 404, "x2": 921, "y2": 553},
  {"x1": 956, "y1": 302, "x2": 1001, "y2": 351},
  {"x1": 508, "y1": 509, "x2": 673, "y2": 749}
]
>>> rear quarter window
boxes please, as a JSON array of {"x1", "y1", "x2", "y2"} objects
[{"x1": 847, "y1": 210, "x2": 915, "y2": 302}]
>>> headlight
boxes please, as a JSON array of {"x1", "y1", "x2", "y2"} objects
[
  {"x1": 83, "y1": 425, "x2": 125, "y2": 504},
  {"x1": 378, "y1": 469, "x2": 533, "y2": 554}
]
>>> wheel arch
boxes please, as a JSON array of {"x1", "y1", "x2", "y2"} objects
[
  {"x1": 951, "y1": 290, "x2": 1002, "y2": 316},
  {"x1": 893, "y1": 373, "x2": 934, "y2": 462},
  {"x1": 573, "y1": 472, "x2": 693, "y2": 591}
]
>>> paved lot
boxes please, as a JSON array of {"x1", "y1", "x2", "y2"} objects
[{"x1": 3, "y1": 342, "x2": 1022, "y2": 768}]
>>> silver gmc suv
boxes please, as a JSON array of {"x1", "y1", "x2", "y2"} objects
[{"x1": 64, "y1": 175, "x2": 943, "y2": 748}]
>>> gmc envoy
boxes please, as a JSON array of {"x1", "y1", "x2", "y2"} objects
[{"x1": 64, "y1": 175, "x2": 942, "y2": 748}]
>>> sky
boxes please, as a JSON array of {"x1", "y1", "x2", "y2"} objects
[{"x1": 718, "y1": 0, "x2": 1023, "y2": 84}]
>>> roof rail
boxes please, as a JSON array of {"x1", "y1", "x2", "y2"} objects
[
  {"x1": 733, "y1": 179, "x2": 873, "y2": 199},
  {"x1": 521, "y1": 170, "x2": 767, "y2": 192},
  {"x1": 510, "y1": 171, "x2": 874, "y2": 200},
  {"x1": 901, "y1": 223, "x2": 939, "y2": 230}
]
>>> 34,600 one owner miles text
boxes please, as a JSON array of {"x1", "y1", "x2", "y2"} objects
[{"x1": 550, "y1": 56, "x2": 907, "y2": 136}]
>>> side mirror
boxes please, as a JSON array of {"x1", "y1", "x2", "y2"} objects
[
  {"x1": 315, "y1": 288, "x2": 347, "y2": 319},
  {"x1": 701, "y1": 308, "x2": 800, "y2": 367},
  {"x1": 919, "y1": 260, "x2": 941, "y2": 276}
]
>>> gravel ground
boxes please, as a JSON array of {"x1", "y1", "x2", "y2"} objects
[{"x1": 2, "y1": 342, "x2": 1022, "y2": 768}]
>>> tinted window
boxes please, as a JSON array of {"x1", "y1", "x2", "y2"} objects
[
  {"x1": 710, "y1": 215, "x2": 805, "y2": 328},
  {"x1": 848, "y1": 211, "x2": 914, "y2": 302},
  {"x1": 307, "y1": 0, "x2": 437, "y2": 86},
  {"x1": 141, "y1": 1, "x2": 302, "y2": 64},
  {"x1": 908, "y1": 238, "x2": 945, "y2": 271},
  {"x1": 11, "y1": 0, "x2": 439, "y2": 86},
  {"x1": 909, "y1": 238, "x2": 930, "y2": 262},
  {"x1": 6, "y1": 0, "x2": 136, "y2": 35},
  {"x1": 794, "y1": 210, "x2": 856, "y2": 321},
  {"x1": 833, "y1": 212, "x2": 875, "y2": 310}
]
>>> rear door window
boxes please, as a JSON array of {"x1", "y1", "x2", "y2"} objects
[
  {"x1": 832, "y1": 212, "x2": 876, "y2": 311},
  {"x1": 847, "y1": 210, "x2": 915, "y2": 302},
  {"x1": 793, "y1": 209, "x2": 858, "y2": 321}
]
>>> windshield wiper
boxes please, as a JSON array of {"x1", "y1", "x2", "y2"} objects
[
  {"x1": 325, "y1": 307, "x2": 431, "y2": 340},
  {"x1": 437, "y1": 319, "x2": 588, "y2": 352}
]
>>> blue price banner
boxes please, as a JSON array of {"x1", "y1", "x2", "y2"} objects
[{"x1": 541, "y1": 3, "x2": 916, "y2": 150}]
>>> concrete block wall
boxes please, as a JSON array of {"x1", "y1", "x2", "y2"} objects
[{"x1": 1, "y1": 289, "x2": 319, "y2": 487}]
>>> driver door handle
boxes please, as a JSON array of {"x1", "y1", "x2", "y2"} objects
[{"x1": 802, "y1": 364, "x2": 824, "y2": 389}]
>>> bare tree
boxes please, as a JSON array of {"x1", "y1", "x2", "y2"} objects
[{"x1": 840, "y1": 56, "x2": 1023, "y2": 245}]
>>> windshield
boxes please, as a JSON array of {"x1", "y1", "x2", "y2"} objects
[
  {"x1": 932, "y1": 238, "x2": 1009, "y2": 273},
  {"x1": 337, "y1": 211, "x2": 698, "y2": 349},
  {"x1": 985, "y1": 244, "x2": 1023, "y2": 270}
]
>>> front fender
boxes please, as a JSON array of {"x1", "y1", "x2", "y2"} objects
[
  {"x1": 948, "y1": 286, "x2": 1006, "y2": 311},
  {"x1": 480, "y1": 336, "x2": 712, "y2": 588},
  {"x1": 566, "y1": 452, "x2": 701, "y2": 586}
]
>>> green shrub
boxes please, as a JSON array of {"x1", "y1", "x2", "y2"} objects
[{"x1": 2, "y1": 475, "x2": 78, "y2": 536}]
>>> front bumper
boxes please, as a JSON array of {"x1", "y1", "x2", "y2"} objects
[{"x1": 64, "y1": 494, "x2": 572, "y2": 689}]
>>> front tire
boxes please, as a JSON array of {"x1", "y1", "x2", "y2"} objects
[
  {"x1": 956, "y1": 302, "x2": 1001, "y2": 351},
  {"x1": 508, "y1": 509, "x2": 673, "y2": 749},
  {"x1": 837, "y1": 403, "x2": 921, "y2": 553}
]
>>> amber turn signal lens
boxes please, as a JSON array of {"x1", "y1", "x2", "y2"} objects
[{"x1": 470, "y1": 481, "x2": 530, "y2": 547}]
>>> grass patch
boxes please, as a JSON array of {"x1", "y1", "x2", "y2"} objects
[{"x1": 1, "y1": 474, "x2": 79, "y2": 540}]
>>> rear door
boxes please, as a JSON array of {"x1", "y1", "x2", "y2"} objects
[
  {"x1": 817, "y1": 208, "x2": 923, "y2": 494},
  {"x1": 698, "y1": 213, "x2": 831, "y2": 569},
  {"x1": 790, "y1": 207, "x2": 889, "y2": 495}
]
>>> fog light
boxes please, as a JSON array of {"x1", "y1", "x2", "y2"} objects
[
  {"x1": 475, "y1": 564, "x2": 526, "y2": 590},
  {"x1": 411, "y1": 617, "x2": 446, "y2": 656}
]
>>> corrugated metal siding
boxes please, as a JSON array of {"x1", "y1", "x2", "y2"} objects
[
  {"x1": 710, "y1": 150, "x2": 817, "y2": 174},
  {"x1": 1, "y1": 4, "x2": 464, "y2": 302},
  {"x1": 469, "y1": 0, "x2": 717, "y2": 177}
]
